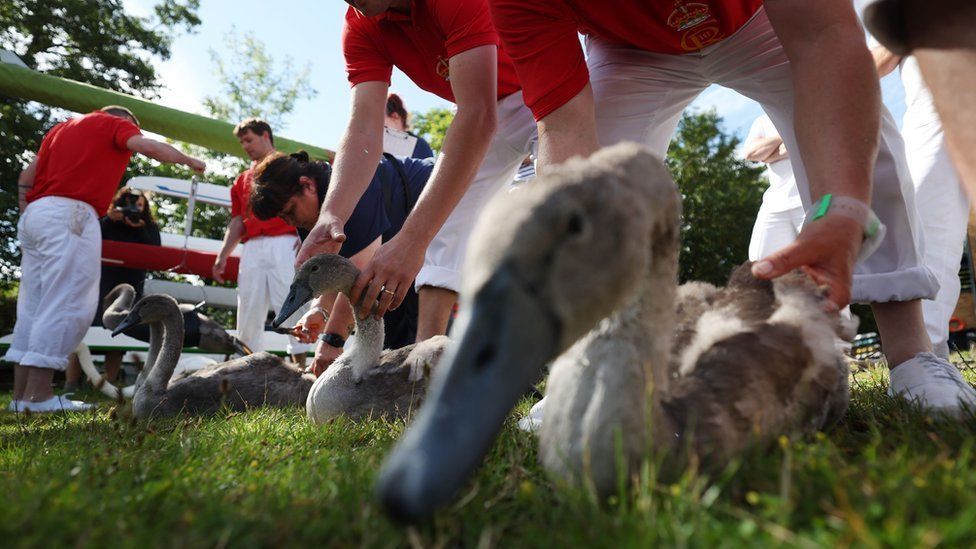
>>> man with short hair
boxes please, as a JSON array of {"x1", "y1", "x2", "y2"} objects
[
  {"x1": 213, "y1": 118, "x2": 309, "y2": 364},
  {"x1": 7, "y1": 105, "x2": 206, "y2": 412},
  {"x1": 250, "y1": 151, "x2": 434, "y2": 375}
]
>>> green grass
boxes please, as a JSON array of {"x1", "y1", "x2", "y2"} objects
[{"x1": 4, "y1": 360, "x2": 976, "y2": 548}]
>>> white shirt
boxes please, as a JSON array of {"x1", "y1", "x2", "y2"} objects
[
  {"x1": 746, "y1": 115, "x2": 802, "y2": 212},
  {"x1": 900, "y1": 56, "x2": 940, "y2": 131},
  {"x1": 383, "y1": 127, "x2": 419, "y2": 157}
]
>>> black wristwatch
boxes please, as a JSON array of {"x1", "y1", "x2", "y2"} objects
[{"x1": 319, "y1": 332, "x2": 346, "y2": 348}]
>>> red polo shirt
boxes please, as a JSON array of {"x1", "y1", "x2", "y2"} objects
[
  {"x1": 27, "y1": 111, "x2": 143, "y2": 213},
  {"x1": 342, "y1": 0, "x2": 522, "y2": 103},
  {"x1": 489, "y1": 0, "x2": 765, "y2": 120},
  {"x1": 230, "y1": 168, "x2": 296, "y2": 242}
]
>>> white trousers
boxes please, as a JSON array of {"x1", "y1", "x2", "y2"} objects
[
  {"x1": 905, "y1": 116, "x2": 970, "y2": 357},
  {"x1": 5, "y1": 197, "x2": 100, "y2": 370},
  {"x1": 417, "y1": 90, "x2": 538, "y2": 292},
  {"x1": 586, "y1": 6, "x2": 938, "y2": 304},
  {"x1": 236, "y1": 234, "x2": 309, "y2": 355},
  {"x1": 748, "y1": 204, "x2": 806, "y2": 262}
]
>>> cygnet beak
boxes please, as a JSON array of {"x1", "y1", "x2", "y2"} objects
[
  {"x1": 111, "y1": 310, "x2": 143, "y2": 337},
  {"x1": 375, "y1": 262, "x2": 561, "y2": 523},
  {"x1": 274, "y1": 279, "x2": 314, "y2": 328}
]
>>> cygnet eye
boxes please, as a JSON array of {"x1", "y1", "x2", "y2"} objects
[{"x1": 567, "y1": 212, "x2": 586, "y2": 236}]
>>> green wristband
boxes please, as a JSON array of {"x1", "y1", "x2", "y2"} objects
[{"x1": 807, "y1": 194, "x2": 886, "y2": 262}]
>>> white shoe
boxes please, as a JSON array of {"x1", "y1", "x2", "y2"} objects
[
  {"x1": 7, "y1": 400, "x2": 23, "y2": 413},
  {"x1": 889, "y1": 352, "x2": 976, "y2": 418},
  {"x1": 517, "y1": 397, "x2": 546, "y2": 433},
  {"x1": 19, "y1": 395, "x2": 94, "y2": 413}
]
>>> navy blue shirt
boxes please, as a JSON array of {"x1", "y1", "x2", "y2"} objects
[
  {"x1": 334, "y1": 175, "x2": 390, "y2": 259},
  {"x1": 296, "y1": 165, "x2": 383, "y2": 258},
  {"x1": 374, "y1": 154, "x2": 435, "y2": 242},
  {"x1": 297, "y1": 155, "x2": 434, "y2": 253},
  {"x1": 410, "y1": 133, "x2": 434, "y2": 160},
  {"x1": 297, "y1": 155, "x2": 434, "y2": 349}
]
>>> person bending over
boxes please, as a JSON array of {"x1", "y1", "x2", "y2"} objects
[
  {"x1": 295, "y1": 0, "x2": 538, "y2": 343},
  {"x1": 251, "y1": 151, "x2": 434, "y2": 375},
  {"x1": 487, "y1": 0, "x2": 975, "y2": 416}
]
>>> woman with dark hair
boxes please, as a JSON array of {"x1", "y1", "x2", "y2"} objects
[
  {"x1": 383, "y1": 92, "x2": 434, "y2": 159},
  {"x1": 252, "y1": 150, "x2": 434, "y2": 376},
  {"x1": 65, "y1": 187, "x2": 161, "y2": 390},
  {"x1": 98, "y1": 187, "x2": 161, "y2": 301}
]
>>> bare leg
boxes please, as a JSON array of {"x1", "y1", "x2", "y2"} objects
[
  {"x1": 65, "y1": 354, "x2": 82, "y2": 389},
  {"x1": 23, "y1": 366, "x2": 56, "y2": 402},
  {"x1": 872, "y1": 299, "x2": 933, "y2": 368},
  {"x1": 416, "y1": 286, "x2": 457, "y2": 342},
  {"x1": 12, "y1": 364, "x2": 28, "y2": 401},
  {"x1": 103, "y1": 351, "x2": 123, "y2": 382}
]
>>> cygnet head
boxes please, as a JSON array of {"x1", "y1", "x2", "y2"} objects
[
  {"x1": 273, "y1": 254, "x2": 360, "y2": 328},
  {"x1": 111, "y1": 294, "x2": 182, "y2": 336},
  {"x1": 376, "y1": 143, "x2": 680, "y2": 523},
  {"x1": 461, "y1": 144, "x2": 674, "y2": 347}
]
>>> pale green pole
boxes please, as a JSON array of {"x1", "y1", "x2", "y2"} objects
[{"x1": 0, "y1": 62, "x2": 333, "y2": 161}]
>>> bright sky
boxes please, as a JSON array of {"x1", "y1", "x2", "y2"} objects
[{"x1": 123, "y1": 0, "x2": 908, "y2": 151}]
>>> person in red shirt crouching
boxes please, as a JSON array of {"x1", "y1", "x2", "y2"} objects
[
  {"x1": 486, "y1": 0, "x2": 975, "y2": 416},
  {"x1": 295, "y1": 0, "x2": 537, "y2": 343},
  {"x1": 213, "y1": 118, "x2": 310, "y2": 366},
  {"x1": 7, "y1": 106, "x2": 205, "y2": 413}
]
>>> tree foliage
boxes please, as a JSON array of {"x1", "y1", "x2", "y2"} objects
[
  {"x1": 158, "y1": 29, "x2": 318, "y2": 246},
  {"x1": 666, "y1": 110, "x2": 765, "y2": 285},
  {"x1": 411, "y1": 107, "x2": 454, "y2": 153},
  {"x1": 0, "y1": 0, "x2": 201, "y2": 284},
  {"x1": 203, "y1": 29, "x2": 317, "y2": 130},
  {"x1": 0, "y1": 0, "x2": 200, "y2": 94}
]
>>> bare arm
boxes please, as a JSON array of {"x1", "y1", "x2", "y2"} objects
[
  {"x1": 212, "y1": 216, "x2": 245, "y2": 283},
  {"x1": 743, "y1": 135, "x2": 787, "y2": 163},
  {"x1": 322, "y1": 81, "x2": 389, "y2": 226},
  {"x1": 765, "y1": 0, "x2": 877, "y2": 203},
  {"x1": 395, "y1": 45, "x2": 499, "y2": 246},
  {"x1": 350, "y1": 45, "x2": 503, "y2": 317},
  {"x1": 17, "y1": 157, "x2": 38, "y2": 212},
  {"x1": 126, "y1": 135, "x2": 206, "y2": 172},
  {"x1": 756, "y1": 0, "x2": 880, "y2": 307},
  {"x1": 871, "y1": 45, "x2": 902, "y2": 78},
  {"x1": 535, "y1": 84, "x2": 601, "y2": 170},
  {"x1": 295, "y1": 81, "x2": 388, "y2": 265}
]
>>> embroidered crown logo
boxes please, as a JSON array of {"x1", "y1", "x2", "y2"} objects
[{"x1": 667, "y1": 2, "x2": 712, "y2": 31}]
